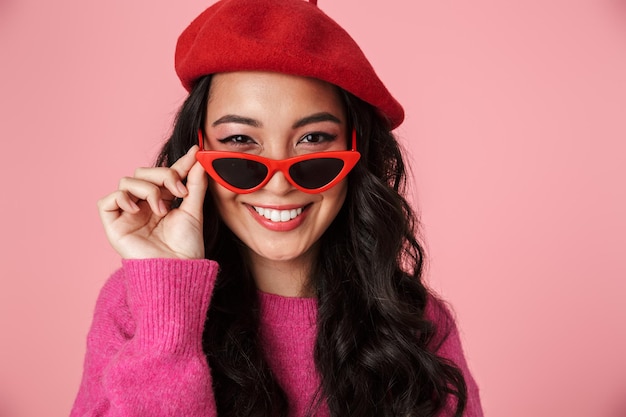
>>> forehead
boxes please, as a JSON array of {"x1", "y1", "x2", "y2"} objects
[{"x1": 206, "y1": 71, "x2": 345, "y2": 119}]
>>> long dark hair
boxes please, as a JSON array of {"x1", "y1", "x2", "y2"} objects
[{"x1": 156, "y1": 75, "x2": 467, "y2": 417}]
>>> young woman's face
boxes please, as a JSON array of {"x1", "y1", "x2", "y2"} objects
[{"x1": 204, "y1": 71, "x2": 349, "y2": 267}]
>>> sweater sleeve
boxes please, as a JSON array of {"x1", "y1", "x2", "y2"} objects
[
  {"x1": 426, "y1": 295, "x2": 484, "y2": 417},
  {"x1": 70, "y1": 258, "x2": 219, "y2": 417}
]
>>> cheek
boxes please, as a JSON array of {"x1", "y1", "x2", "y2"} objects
[
  {"x1": 208, "y1": 181, "x2": 237, "y2": 217},
  {"x1": 323, "y1": 182, "x2": 348, "y2": 219}
]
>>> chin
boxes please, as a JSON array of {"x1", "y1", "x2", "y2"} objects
[
  {"x1": 254, "y1": 247, "x2": 309, "y2": 263},
  {"x1": 247, "y1": 238, "x2": 318, "y2": 264}
]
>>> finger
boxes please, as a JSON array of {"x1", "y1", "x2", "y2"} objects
[
  {"x1": 133, "y1": 167, "x2": 188, "y2": 199},
  {"x1": 179, "y1": 161, "x2": 209, "y2": 221},
  {"x1": 118, "y1": 177, "x2": 168, "y2": 216},
  {"x1": 169, "y1": 145, "x2": 200, "y2": 181},
  {"x1": 97, "y1": 190, "x2": 140, "y2": 224}
]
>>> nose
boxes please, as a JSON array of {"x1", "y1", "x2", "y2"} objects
[{"x1": 262, "y1": 169, "x2": 294, "y2": 195}]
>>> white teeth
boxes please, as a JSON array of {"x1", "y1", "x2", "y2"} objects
[{"x1": 253, "y1": 206, "x2": 304, "y2": 222}]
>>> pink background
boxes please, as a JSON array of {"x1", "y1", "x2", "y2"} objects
[{"x1": 1, "y1": 0, "x2": 625, "y2": 416}]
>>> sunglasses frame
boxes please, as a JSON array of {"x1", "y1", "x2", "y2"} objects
[{"x1": 196, "y1": 129, "x2": 361, "y2": 194}]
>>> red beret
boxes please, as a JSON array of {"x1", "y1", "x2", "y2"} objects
[{"x1": 175, "y1": 0, "x2": 404, "y2": 129}]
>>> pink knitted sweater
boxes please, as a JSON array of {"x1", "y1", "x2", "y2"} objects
[{"x1": 71, "y1": 258, "x2": 483, "y2": 416}]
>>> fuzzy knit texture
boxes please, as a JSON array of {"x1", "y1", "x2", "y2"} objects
[{"x1": 71, "y1": 258, "x2": 483, "y2": 416}]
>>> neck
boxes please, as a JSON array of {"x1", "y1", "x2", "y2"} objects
[{"x1": 246, "y1": 247, "x2": 317, "y2": 298}]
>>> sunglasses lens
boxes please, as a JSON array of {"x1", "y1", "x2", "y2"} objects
[
  {"x1": 289, "y1": 158, "x2": 345, "y2": 190},
  {"x1": 212, "y1": 158, "x2": 268, "y2": 190}
]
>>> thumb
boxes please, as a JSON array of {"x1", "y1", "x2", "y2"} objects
[{"x1": 179, "y1": 161, "x2": 209, "y2": 222}]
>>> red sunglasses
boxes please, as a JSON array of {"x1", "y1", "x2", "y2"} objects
[{"x1": 196, "y1": 129, "x2": 361, "y2": 194}]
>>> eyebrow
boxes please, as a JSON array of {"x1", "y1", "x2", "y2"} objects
[
  {"x1": 212, "y1": 115, "x2": 261, "y2": 127},
  {"x1": 292, "y1": 112, "x2": 342, "y2": 129},
  {"x1": 211, "y1": 112, "x2": 342, "y2": 129}
]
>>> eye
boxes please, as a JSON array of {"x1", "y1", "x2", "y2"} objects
[
  {"x1": 299, "y1": 132, "x2": 337, "y2": 144},
  {"x1": 217, "y1": 135, "x2": 256, "y2": 145}
]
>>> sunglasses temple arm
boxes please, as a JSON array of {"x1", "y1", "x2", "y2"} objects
[
  {"x1": 351, "y1": 128, "x2": 357, "y2": 150},
  {"x1": 197, "y1": 129, "x2": 204, "y2": 150}
]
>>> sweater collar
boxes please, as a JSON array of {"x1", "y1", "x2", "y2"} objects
[{"x1": 257, "y1": 291, "x2": 318, "y2": 327}]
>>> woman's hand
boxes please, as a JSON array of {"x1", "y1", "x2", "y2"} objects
[{"x1": 97, "y1": 146, "x2": 209, "y2": 259}]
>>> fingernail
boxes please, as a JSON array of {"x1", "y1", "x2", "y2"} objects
[
  {"x1": 129, "y1": 200, "x2": 140, "y2": 211},
  {"x1": 176, "y1": 181, "x2": 188, "y2": 196}
]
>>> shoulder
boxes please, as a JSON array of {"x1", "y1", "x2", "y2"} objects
[
  {"x1": 424, "y1": 291, "x2": 456, "y2": 326},
  {"x1": 424, "y1": 292, "x2": 457, "y2": 348},
  {"x1": 424, "y1": 292, "x2": 485, "y2": 415},
  {"x1": 423, "y1": 291, "x2": 468, "y2": 364}
]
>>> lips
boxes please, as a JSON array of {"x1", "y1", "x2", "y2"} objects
[
  {"x1": 247, "y1": 204, "x2": 309, "y2": 232},
  {"x1": 253, "y1": 206, "x2": 303, "y2": 222}
]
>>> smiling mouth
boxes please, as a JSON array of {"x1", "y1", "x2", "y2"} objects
[{"x1": 253, "y1": 206, "x2": 304, "y2": 222}]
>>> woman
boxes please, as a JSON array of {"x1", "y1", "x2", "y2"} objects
[{"x1": 71, "y1": 0, "x2": 483, "y2": 416}]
